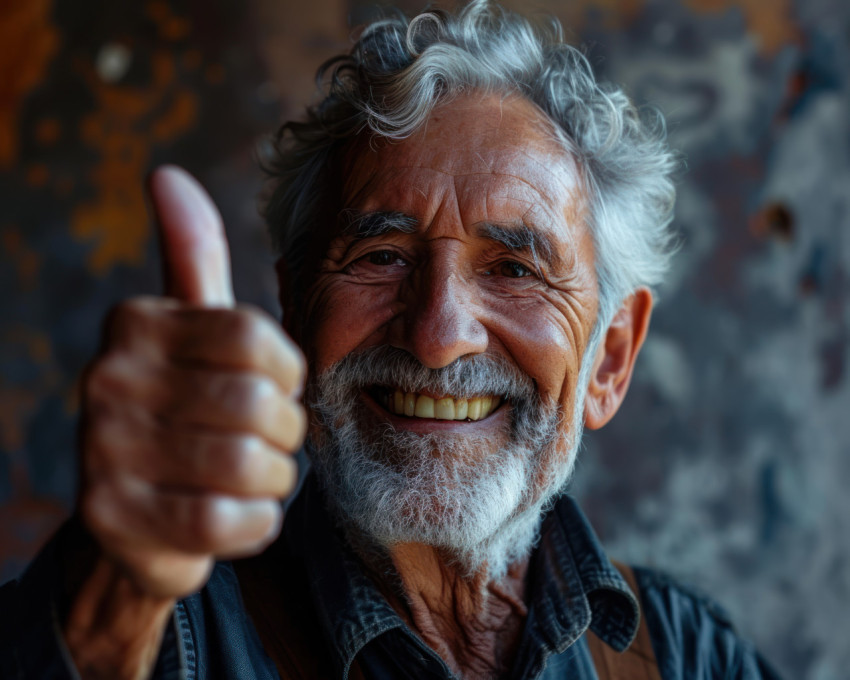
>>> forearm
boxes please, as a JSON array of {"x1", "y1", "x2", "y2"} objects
[{"x1": 63, "y1": 557, "x2": 174, "y2": 680}]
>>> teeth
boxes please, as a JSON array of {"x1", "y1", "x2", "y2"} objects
[
  {"x1": 404, "y1": 392, "x2": 416, "y2": 417},
  {"x1": 467, "y1": 398, "x2": 482, "y2": 421},
  {"x1": 385, "y1": 390, "x2": 499, "y2": 421},
  {"x1": 435, "y1": 398, "x2": 455, "y2": 420},
  {"x1": 414, "y1": 395, "x2": 435, "y2": 418},
  {"x1": 455, "y1": 399, "x2": 468, "y2": 420}
]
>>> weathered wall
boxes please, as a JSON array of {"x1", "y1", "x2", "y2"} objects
[{"x1": 1, "y1": 0, "x2": 847, "y2": 677}]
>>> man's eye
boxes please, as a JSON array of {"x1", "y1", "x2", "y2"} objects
[
  {"x1": 492, "y1": 261, "x2": 533, "y2": 278},
  {"x1": 366, "y1": 250, "x2": 404, "y2": 266}
]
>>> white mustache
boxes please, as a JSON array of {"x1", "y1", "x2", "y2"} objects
[{"x1": 309, "y1": 345, "x2": 541, "y2": 409}]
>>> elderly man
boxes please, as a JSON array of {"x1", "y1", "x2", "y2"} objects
[{"x1": 1, "y1": 2, "x2": 778, "y2": 679}]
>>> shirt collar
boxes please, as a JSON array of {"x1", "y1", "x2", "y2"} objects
[
  {"x1": 284, "y1": 473, "x2": 639, "y2": 677},
  {"x1": 283, "y1": 473, "x2": 409, "y2": 678},
  {"x1": 525, "y1": 495, "x2": 639, "y2": 656}
]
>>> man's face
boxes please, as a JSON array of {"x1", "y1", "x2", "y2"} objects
[
  {"x1": 307, "y1": 93, "x2": 598, "y2": 426},
  {"x1": 301, "y1": 94, "x2": 601, "y2": 572}
]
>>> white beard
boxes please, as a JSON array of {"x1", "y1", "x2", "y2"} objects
[{"x1": 306, "y1": 345, "x2": 593, "y2": 579}]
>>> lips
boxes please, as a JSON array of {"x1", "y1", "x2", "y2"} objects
[{"x1": 373, "y1": 388, "x2": 501, "y2": 421}]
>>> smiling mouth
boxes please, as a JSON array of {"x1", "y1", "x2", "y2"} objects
[{"x1": 370, "y1": 387, "x2": 502, "y2": 421}]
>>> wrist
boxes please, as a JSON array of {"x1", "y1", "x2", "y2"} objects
[{"x1": 64, "y1": 556, "x2": 175, "y2": 680}]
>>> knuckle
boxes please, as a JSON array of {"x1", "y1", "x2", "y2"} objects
[
  {"x1": 84, "y1": 360, "x2": 110, "y2": 401},
  {"x1": 252, "y1": 500, "x2": 280, "y2": 540},
  {"x1": 290, "y1": 342, "x2": 307, "y2": 374},
  {"x1": 255, "y1": 504, "x2": 283, "y2": 549},
  {"x1": 223, "y1": 435, "x2": 264, "y2": 486},
  {"x1": 190, "y1": 498, "x2": 226, "y2": 550},
  {"x1": 108, "y1": 298, "x2": 153, "y2": 341},
  {"x1": 280, "y1": 339, "x2": 307, "y2": 387},
  {"x1": 229, "y1": 374, "x2": 277, "y2": 421},
  {"x1": 81, "y1": 484, "x2": 120, "y2": 541},
  {"x1": 282, "y1": 398, "x2": 308, "y2": 444},
  {"x1": 233, "y1": 302, "x2": 265, "y2": 323},
  {"x1": 190, "y1": 497, "x2": 279, "y2": 554},
  {"x1": 83, "y1": 415, "x2": 119, "y2": 467},
  {"x1": 227, "y1": 307, "x2": 268, "y2": 355},
  {"x1": 278, "y1": 457, "x2": 298, "y2": 497},
  {"x1": 85, "y1": 355, "x2": 129, "y2": 405}
]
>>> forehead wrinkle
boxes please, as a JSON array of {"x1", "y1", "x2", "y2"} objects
[
  {"x1": 350, "y1": 149, "x2": 568, "y2": 190},
  {"x1": 376, "y1": 166, "x2": 566, "y2": 212}
]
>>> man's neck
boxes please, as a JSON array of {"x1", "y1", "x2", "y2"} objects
[{"x1": 373, "y1": 542, "x2": 530, "y2": 680}]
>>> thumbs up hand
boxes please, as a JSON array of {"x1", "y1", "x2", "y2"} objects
[
  {"x1": 77, "y1": 166, "x2": 306, "y2": 601},
  {"x1": 64, "y1": 167, "x2": 307, "y2": 678}
]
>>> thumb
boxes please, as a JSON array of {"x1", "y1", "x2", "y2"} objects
[{"x1": 148, "y1": 165, "x2": 235, "y2": 307}]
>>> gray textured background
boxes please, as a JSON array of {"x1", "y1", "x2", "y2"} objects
[{"x1": 1, "y1": 0, "x2": 848, "y2": 677}]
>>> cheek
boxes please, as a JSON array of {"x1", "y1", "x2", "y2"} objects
[
  {"x1": 304, "y1": 277, "x2": 401, "y2": 371},
  {"x1": 488, "y1": 296, "x2": 588, "y2": 407}
]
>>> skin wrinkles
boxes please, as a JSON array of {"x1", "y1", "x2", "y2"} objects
[
  {"x1": 322, "y1": 202, "x2": 594, "y2": 410},
  {"x1": 476, "y1": 222, "x2": 558, "y2": 277},
  {"x1": 301, "y1": 93, "x2": 604, "y2": 678},
  {"x1": 381, "y1": 544, "x2": 529, "y2": 678},
  {"x1": 307, "y1": 94, "x2": 599, "y2": 440}
]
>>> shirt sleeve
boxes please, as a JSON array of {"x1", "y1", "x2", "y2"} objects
[
  {"x1": 0, "y1": 517, "x2": 187, "y2": 680},
  {"x1": 634, "y1": 567, "x2": 783, "y2": 680}
]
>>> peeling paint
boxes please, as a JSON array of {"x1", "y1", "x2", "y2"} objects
[
  {"x1": 71, "y1": 50, "x2": 198, "y2": 273},
  {"x1": 0, "y1": 0, "x2": 59, "y2": 168}
]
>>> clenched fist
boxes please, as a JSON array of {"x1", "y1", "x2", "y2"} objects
[{"x1": 66, "y1": 166, "x2": 306, "y2": 678}]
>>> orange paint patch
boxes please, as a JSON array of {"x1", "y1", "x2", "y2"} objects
[
  {"x1": 254, "y1": 0, "x2": 371, "y2": 119},
  {"x1": 145, "y1": 0, "x2": 171, "y2": 24},
  {"x1": 71, "y1": 48, "x2": 198, "y2": 274},
  {"x1": 0, "y1": 0, "x2": 60, "y2": 168},
  {"x1": 161, "y1": 16, "x2": 192, "y2": 41},
  {"x1": 145, "y1": 0, "x2": 191, "y2": 42},
  {"x1": 152, "y1": 90, "x2": 197, "y2": 141},
  {"x1": 34, "y1": 116, "x2": 61, "y2": 145},
  {"x1": 25, "y1": 163, "x2": 49, "y2": 187},
  {"x1": 684, "y1": 0, "x2": 800, "y2": 55}
]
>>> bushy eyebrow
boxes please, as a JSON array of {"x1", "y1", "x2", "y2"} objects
[
  {"x1": 477, "y1": 221, "x2": 562, "y2": 272},
  {"x1": 340, "y1": 210, "x2": 418, "y2": 239},
  {"x1": 338, "y1": 211, "x2": 565, "y2": 272}
]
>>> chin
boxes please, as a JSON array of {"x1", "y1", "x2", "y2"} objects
[
  {"x1": 307, "y1": 399, "x2": 578, "y2": 579},
  {"x1": 305, "y1": 345, "x2": 583, "y2": 578}
]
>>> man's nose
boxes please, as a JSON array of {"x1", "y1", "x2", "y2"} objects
[{"x1": 392, "y1": 259, "x2": 488, "y2": 369}]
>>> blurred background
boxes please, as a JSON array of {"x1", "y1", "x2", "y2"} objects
[{"x1": 1, "y1": 0, "x2": 847, "y2": 676}]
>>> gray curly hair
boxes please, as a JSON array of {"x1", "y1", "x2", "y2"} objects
[{"x1": 262, "y1": 0, "x2": 678, "y2": 330}]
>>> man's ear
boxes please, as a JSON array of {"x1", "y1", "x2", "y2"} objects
[
  {"x1": 584, "y1": 287, "x2": 653, "y2": 430},
  {"x1": 275, "y1": 257, "x2": 301, "y2": 341}
]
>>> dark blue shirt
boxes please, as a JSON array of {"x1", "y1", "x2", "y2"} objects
[{"x1": 0, "y1": 474, "x2": 781, "y2": 679}]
